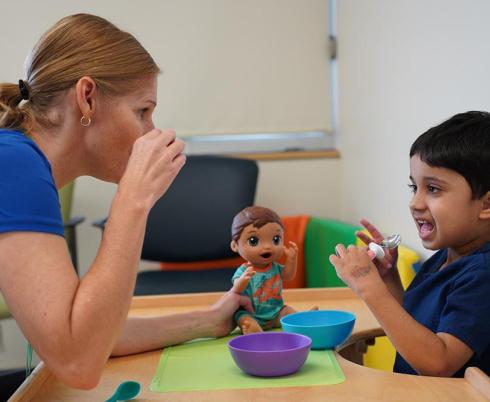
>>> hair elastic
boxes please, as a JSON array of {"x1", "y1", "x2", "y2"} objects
[{"x1": 18, "y1": 80, "x2": 30, "y2": 100}]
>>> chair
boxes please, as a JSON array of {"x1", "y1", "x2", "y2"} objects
[{"x1": 94, "y1": 155, "x2": 258, "y2": 295}]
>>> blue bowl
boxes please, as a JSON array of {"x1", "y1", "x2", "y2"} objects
[{"x1": 280, "y1": 310, "x2": 356, "y2": 349}]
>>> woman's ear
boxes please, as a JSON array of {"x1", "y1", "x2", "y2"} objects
[
  {"x1": 479, "y1": 190, "x2": 490, "y2": 220},
  {"x1": 230, "y1": 240, "x2": 238, "y2": 253},
  {"x1": 75, "y1": 76, "x2": 98, "y2": 120}
]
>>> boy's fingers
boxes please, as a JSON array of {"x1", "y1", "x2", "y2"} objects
[
  {"x1": 356, "y1": 231, "x2": 373, "y2": 246},
  {"x1": 334, "y1": 244, "x2": 346, "y2": 257},
  {"x1": 359, "y1": 218, "x2": 384, "y2": 242}
]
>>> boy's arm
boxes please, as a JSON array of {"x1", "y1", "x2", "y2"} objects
[
  {"x1": 381, "y1": 266, "x2": 404, "y2": 305},
  {"x1": 232, "y1": 265, "x2": 256, "y2": 294},
  {"x1": 330, "y1": 245, "x2": 473, "y2": 377},
  {"x1": 364, "y1": 287, "x2": 473, "y2": 376},
  {"x1": 282, "y1": 241, "x2": 298, "y2": 281}
]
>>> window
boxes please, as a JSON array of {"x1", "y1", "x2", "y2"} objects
[{"x1": 148, "y1": 0, "x2": 336, "y2": 155}]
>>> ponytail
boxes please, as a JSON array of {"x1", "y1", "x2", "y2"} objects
[{"x1": 0, "y1": 82, "x2": 34, "y2": 132}]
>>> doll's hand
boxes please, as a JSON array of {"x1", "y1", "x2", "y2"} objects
[
  {"x1": 283, "y1": 241, "x2": 298, "y2": 264},
  {"x1": 282, "y1": 241, "x2": 298, "y2": 281},
  {"x1": 232, "y1": 263, "x2": 256, "y2": 294},
  {"x1": 356, "y1": 218, "x2": 399, "y2": 279}
]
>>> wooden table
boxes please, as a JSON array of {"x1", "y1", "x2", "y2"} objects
[{"x1": 9, "y1": 288, "x2": 490, "y2": 401}]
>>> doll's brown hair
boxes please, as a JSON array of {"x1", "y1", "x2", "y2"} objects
[{"x1": 231, "y1": 206, "x2": 284, "y2": 242}]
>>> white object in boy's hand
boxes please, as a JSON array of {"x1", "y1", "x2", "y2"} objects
[
  {"x1": 367, "y1": 234, "x2": 401, "y2": 260},
  {"x1": 368, "y1": 242, "x2": 385, "y2": 260}
]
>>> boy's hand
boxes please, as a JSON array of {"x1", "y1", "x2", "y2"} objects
[
  {"x1": 283, "y1": 241, "x2": 298, "y2": 264},
  {"x1": 356, "y1": 218, "x2": 399, "y2": 279},
  {"x1": 329, "y1": 244, "x2": 384, "y2": 297}
]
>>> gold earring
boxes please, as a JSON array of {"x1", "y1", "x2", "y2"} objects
[{"x1": 80, "y1": 115, "x2": 91, "y2": 127}]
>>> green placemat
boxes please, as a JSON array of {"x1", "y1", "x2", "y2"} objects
[{"x1": 151, "y1": 334, "x2": 345, "y2": 393}]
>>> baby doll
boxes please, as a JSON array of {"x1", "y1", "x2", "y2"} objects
[{"x1": 230, "y1": 206, "x2": 300, "y2": 334}]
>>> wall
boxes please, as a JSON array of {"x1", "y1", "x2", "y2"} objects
[{"x1": 337, "y1": 0, "x2": 490, "y2": 259}]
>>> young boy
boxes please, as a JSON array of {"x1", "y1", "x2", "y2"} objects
[{"x1": 329, "y1": 111, "x2": 490, "y2": 377}]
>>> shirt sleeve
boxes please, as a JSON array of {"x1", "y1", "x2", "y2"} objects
[
  {"x1": 437, "y1": 264, "x2": 490, "y2": 357},
  {"x1": 0, "y1": 139, "x2": 64, "y2": 236}
]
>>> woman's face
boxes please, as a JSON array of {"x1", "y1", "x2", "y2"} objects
[{"x1": 87, "y1": 75, "x2": 158, "y2": 182}]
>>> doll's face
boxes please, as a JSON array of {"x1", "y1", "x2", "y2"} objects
[{"x1": 231, "y1": 222, "x2": 284, "y2": 268}]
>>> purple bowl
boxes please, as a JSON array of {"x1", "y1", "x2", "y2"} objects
[{"x1": 228, "y1": 332, "x2": 312, "y2": 377}]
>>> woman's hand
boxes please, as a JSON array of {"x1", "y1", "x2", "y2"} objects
[
  {"x1": 118, "y1": 128, "x2": 186, "y2": 210},
  {"x1": 209, "y1": 291, "x2": 254, "y2": 337},
  {"x1": 356, "y1": 218, "x2": 399, "y2": 280}
]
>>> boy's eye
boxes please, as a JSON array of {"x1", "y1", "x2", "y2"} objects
[
  {"x1": 140, "y1": 108, "x2": 149, "y2": 118},
  {"x1": 272, "y1": 235, "x2": 281, "y2": 245},
  {"x1": 248, "y1": 236, "x2": 259, "y2": 247},
  {"x1": 408, "y1": 184, "x2": 417, "y2": 193},
  {"x1": 428, "y1": 185, "x2": 439, "y2": 193}
]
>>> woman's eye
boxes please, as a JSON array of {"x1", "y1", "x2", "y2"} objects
[
  {"x1": 428, "y1": 185, "x2": 439, "y2": 193},
  {"x1": 272, "y1": 235, "x2": 281, "y2": 245},
  {"x1": 248, "y1": 236, "x2": 259, "y2": 247},
  {"x1": 408, "y1": 184, "x2": 417, "y2": 193}
]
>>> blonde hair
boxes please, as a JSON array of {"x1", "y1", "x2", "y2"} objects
[{"x1": 0, "y1": 13, "x2": 160, "y2": 133}]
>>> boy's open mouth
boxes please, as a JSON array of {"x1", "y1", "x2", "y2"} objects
[
  {"x1": 261, "y1": 252, "x2": 272, "y2": 259},
  {"x1": 417, "y1": 219, "x2": 434, "y2": 239}
]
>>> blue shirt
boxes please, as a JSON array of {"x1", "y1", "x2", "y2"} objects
[
  {"x1": 394, "y1": 242, "x2": 490, "y2": 377},
  {"x1": 0, "y1": 129, "x2": 64, "y2": 236}
]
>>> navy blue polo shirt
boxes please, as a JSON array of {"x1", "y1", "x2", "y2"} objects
[
  {"x1": 394, "y1": 242, "x2": 490, "y2": 377},
  {"x1": 0, "y1": 129, "x2": 64, "y2": 236}
]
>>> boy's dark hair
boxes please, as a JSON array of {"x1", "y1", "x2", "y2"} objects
[
  {"x1": 231, "y1": 206, "x2": 284, "y2": 242},
  {"x1": 410, "y1": 111, "x2": 490, "y2": 199}
]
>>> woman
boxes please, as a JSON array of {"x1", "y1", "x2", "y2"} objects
[{"x1": 0, "y1": 14, "x2": 251, "y2": 389}]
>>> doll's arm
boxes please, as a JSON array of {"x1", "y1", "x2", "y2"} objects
[
  {"x1": 282, "y1": 241, "x2": 298, "y2": 281},
  {"x1": 232, "y1": 265, "x2": 256, "y2": 294}
]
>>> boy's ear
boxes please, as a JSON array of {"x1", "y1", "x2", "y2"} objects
[
  {"x1": 230, "y1": 240, "x2": 238, "y2": 253},
  {"x1": 479, "y1": 190, "x2": 490, "y2": 220}
]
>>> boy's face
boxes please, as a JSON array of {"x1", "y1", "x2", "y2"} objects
[
  {"x1": 409, "y1": 155, "x2": 489, "y2": 254},
  {"x1": 231, "y1": 222, "x2": 284, "y2": 268}
]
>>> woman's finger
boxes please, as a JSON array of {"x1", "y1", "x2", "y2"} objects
[{"x1": 239, "y1": 295, "x2": 254, "y2": 314}]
